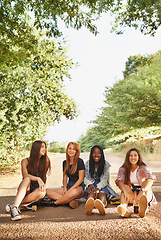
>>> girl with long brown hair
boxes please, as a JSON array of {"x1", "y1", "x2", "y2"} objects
[
  {"x1": 46, "y1": 142, "x2": 85, "y2": 208},
  {"x1": 115, "y1": 148, "x2": 157, "y2": 218},
  {"x1": 6, "y1": 140, "x2": 51, "y2": 221}
]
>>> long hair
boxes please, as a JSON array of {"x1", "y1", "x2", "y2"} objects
[
  {"x1": 27, "y1": 140, "x2": 51, "y2": 183},
  {"x1": 64, "y1": 142, "x2": 80, "y2": 175},
  {"x1": 121, "y1": 148, "x2": 146, "y2": 185},
  {"x1": 89, "y1": 145, "x2": 105, "y2": 178}
]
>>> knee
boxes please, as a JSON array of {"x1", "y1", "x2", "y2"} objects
[
  {"x1": 46, "y1": 188, "x2": 52, "y2": 197},
  {"x1": 23, "y1": 177, "x2": 31, "y2": 185},
  {"x1": 68, "y1": 189, "x2": 82, "y2": 199},
  {"x1": 35, "y1": 189, "x2": 46, "y2": 199}
]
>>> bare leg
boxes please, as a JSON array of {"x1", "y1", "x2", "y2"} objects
[
  {"x1": 46, "y1": 188, "x2": 64, "y2": 200},
  {"x1": 14, "y1": 177, "x2": 31, "y2": 207},
  {"x1": 14, "y1": 177, "x2": 45, "y2": 207},
  {"x1": 145, "y1": 188, "x2": 152, "y2": 203},
  {"x1": 21, "y1": 188, "x2": 46, "y2": 203},
  {"x1": 55, "y1": 188, "x2": 84, "y2": 205},
  {"x1": 87, "y1": 190, "x2": 96, "y2": 200},
  {"x1": 98, "y1": 192, "x2": 107, "y2": 207}
]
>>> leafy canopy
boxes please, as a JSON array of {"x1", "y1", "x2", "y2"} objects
[
  {"x1": 0, "y1": 35, "x2": 77, "y2": 153},
  {"x1": 79, "y1": 50, "x2": 161, "y2": 151}
]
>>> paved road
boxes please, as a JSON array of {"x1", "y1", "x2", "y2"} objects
[{"x1": 0, "y1": 153, "x2": 161, "y2": 240}]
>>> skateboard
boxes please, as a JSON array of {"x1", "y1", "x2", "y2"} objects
[
  {"x1": 110, "y1": 197, "x2": 121, "y2": 205},
  {"x1": 20, "y1": 200, "x2": 39, "y2": 211}
]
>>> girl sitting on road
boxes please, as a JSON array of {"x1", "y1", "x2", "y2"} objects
[
  {"x1": 6, "y1": 140, "x2": 51, "y2": 221},
  {"x1": 115, "y1": 147, "x2": 157, "y2": 218},
  {"x1": 46, "y1": 142, "x2": 85, "y2": 208},
  {"x1": 85, "y1": 145, "x2": 119, "y2": 215}
]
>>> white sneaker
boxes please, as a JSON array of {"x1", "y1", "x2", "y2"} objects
[
  {"x1": 117, "y1": 205, "x2": 132, "y2": 218},
  {"x1": 139, "y1": 195, "x2": 148, "y2": 218},
  {"x1": 85, "y1": 197, "x2": 95, "y2": 215},
  {"x1": 94, "y1": 199, "x2": 106, "y2": 215}
]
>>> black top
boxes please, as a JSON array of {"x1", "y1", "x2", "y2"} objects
[{"x1": 63, "y1": 158, "x2": 85, "y2": 183}]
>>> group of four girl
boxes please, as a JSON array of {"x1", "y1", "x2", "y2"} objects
[{"x1": 6, "y1": 140, "x2": 157, "y2": 221}]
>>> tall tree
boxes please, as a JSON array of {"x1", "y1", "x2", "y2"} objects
[
  {"x1": 95, "y1": 51, "x2": 161, "y2": 137},
  {"x1": 0, "y1": 36, "x2": 77, "y2": 151},
  {"x1": 111, "y1": 0, "x2": 161, "y2": 35},
  {"x1": 80, "y1": 50, "x2": 161, "y2": 151}
]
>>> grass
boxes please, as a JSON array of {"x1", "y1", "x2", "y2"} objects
[{"x1": 110, "y1": 139, "x2": 161, "y2": 161}]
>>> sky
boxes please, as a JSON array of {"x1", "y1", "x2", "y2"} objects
[{"x1": 45, "y1": 14, "x2": 161, "y2": 144}]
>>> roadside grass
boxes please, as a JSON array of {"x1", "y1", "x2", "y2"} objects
[{"x1": 110, "y1": 139, "x2": 161, "y2": 161}]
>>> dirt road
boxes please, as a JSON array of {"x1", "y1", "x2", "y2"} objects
[{"x1": 0, "y1": 152, "x2": 161, "y2": 240}]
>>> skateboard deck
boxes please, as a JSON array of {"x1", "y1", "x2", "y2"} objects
[
  {"x1": 20, "y1": 200, "x2": 39, "y2": 211},
  {"x1": 110, "y1": 197, "x2": 121, "y2": 205}
]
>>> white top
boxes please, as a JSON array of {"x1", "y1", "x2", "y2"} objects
[{"x1": 130, "y1": 167, "x2": 139, "y2": 185}]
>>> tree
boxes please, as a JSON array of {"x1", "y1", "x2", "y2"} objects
[
  {"x1": 78, "y1": 127, "x2": 108, "y2": 152},
  {"x1": 95, "y1": 50, "x2": 161, "y2": 136},
  {"x1": 123, "y1": 54, "x2": 154, "y2": 78},
  {"x1": 111, "y1": 0, "x2": 161, "y2": 36},
  {"x1": 0, "y1": 36, "x2": 77, "y2": 153},
  {"x1": 80, "y1": 50, "x2": 161, "y2": 150},
  {"x1": 1, "y1": 0, "x2": 161, "y2": 70}
]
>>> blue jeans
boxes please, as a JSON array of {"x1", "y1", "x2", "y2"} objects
[
  {"x1": 131, "y1": 184, "x2": 141, "y2": 195},
  {"x1": 84, "y1": 179, "x2": 110, "y2": 198},
  {"x1": 30, "y1": 183, "x2": 39, "y2": 193}
]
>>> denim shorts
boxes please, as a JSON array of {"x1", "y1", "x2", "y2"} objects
[
  {"x1": 30, "y1": 183, "x2": 39, "y2": 193},
  {"x1": 67, "y1": 181, "x2": 85, "y2": 191},
  {"x1": 131, "y1": 184, "x2": 141, "y2": 195},
  {"x1": 84, "y1": 179, "x2": 110, "y2": 198}
]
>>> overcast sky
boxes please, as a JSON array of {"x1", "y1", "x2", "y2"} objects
[{"x1": 45, "y1": 14, "x2": 161, "y2": 144}]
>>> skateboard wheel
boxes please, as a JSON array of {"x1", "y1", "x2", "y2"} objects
[{"x1": 32, "y1": 205, "x2": 37, "y2": 211}]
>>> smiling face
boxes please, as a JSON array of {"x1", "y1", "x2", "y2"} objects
[
  {"x1": 129, "y1": 150, "x2": 139, "y2": 166},
  {"x1": 39, "y1": 142, "x2": 46, "y2": 157},
  {"x1": 92, "y1": 147, "x2": 101, "y2": 164},
  {"x1": 67, "y1": 143, "x2": 76, "y2": 158}
]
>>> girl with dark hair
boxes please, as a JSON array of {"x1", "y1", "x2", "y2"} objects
[
  {"x1": 46, "y1": 142, "x2": 85, "y2": 208},
  {"x1": 6, "y1": 140, "x2": 51, "y2": 221},
  {"x1": 115, "y1": 148, "x2": 157, "y2": 218},
  {"x1": 85, "y1": 145, "x2": 119, "y2": 215}
]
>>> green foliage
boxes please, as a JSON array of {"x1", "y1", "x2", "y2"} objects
[
  {"x1": 111, "y1": 0, "x2": 161, "y2": 35},
  {"x1": 0, "y1": 148, "x2": 29, "y2": 168},
  {"x1": 78, "y1": 127, "x2": 108, "y2": 152},
  {"x1": 48, "y1": 141, "x2": 66, "y2": 153},
  {"x1": 95, "y1": 50, "x2": 161, "y2": 137},
  {"x1": 80, "y1": 51, "x2": 161, "y2": 151},
  {"x1": 123, "y1": 54, "x2": 154, "y2": 78},
  {"x1": 107, "y1": 126, "x2": 161, "y2": 147},
  {"x1": 1, "y1": 0, "x2": 161, "y2": 63},
  {"x1": 0, "y1": 35, "x2": 77, "y2": 164}
]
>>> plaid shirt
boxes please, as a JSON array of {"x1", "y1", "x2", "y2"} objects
[{"x1": 115, "y1": 165, "x2": 156, "y2": 186}]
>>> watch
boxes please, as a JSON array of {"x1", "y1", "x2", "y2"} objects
[{"x1": 141, "y1": 188, "x2": 146, "y2": 192}]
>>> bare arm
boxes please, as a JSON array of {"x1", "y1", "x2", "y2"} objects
[
  {"x1": 137, "y1": 178, "x2": 154, "y2": 201},
  {"x1": 21, "y1": 158, "x2": 45, "y2": 192},
  {"x1": 117, "y1": 180, "x2": 133, "y2": 202}
]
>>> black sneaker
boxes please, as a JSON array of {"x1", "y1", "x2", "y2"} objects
[
  {"x1": 40, "y1": 197, "x2": 58, "y2": 207},
  {"x1": 11, "y1": 206, "x2": 21, "y2": 221}
]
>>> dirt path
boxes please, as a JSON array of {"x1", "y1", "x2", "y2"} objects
[{"x1": 0, "y1": 153, "x2": 161, "y2": 240}]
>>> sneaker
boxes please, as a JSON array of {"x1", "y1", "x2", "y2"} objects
[
  {"x1": 5, "y1": 202, "x2": 14, "y2": 213},
  {"x1": 69, "y1": 200, "x2": 79, "y2": 209},
  {"x1": 94, "y1": 199, "x2": 106, "y2": 215},
  {"x1": 85, "y1": 197, "x2": 95, "y2": 215},
  {"x1": 139, "y1": 195, "x2": 148, "y2": 218},
  {"x1": 11, "y1": 206, "x2": 21, "y2": 221},
  {"x1": 117, "y1": 205, "x2": 132, "y2": 218}
]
